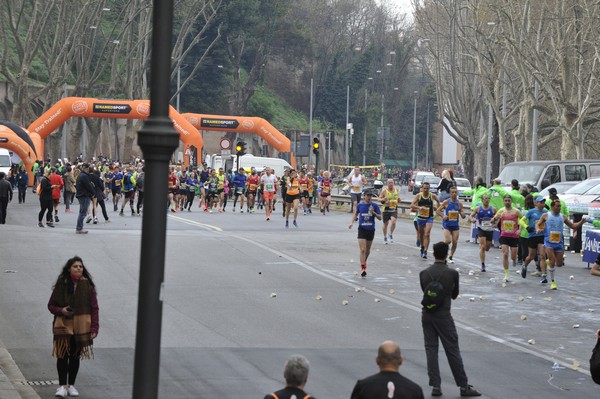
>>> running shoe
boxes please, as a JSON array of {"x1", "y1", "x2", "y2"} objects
[
  {"x1": 481, "y1": 264, "x2": 486, "y2": 272},
  {"x1": 448, "y1": 256, "x2": 454, "y2": 264},
  {"x1": 232, "y1": 207, "x2": 236, "y2": 212},
  {"x1": 86, "y1": 215, "x2": 93, "y2": 223},
  {"x1": 540, "y1": 275, "x2": 548, "y2": 284},
  {"x1": 240, "y1": 209, "x2": 244, "y2": 213},
  {"x1": 420, "y1": 249, "x2": 424, "y2": 258},
  {"x1": 360, "y1": 264, "x2": 367, "y2": 277},
  {"x1": 119, "y1": 211, "x2": 124, "y2": 216},
  {"x1": 93, "y1": 217, "x2": 98, "y2": 224},
  {"x1": 502, "y1": 276, "x2": 510, "y2": 283},
  {"x1": 218, "y1": 209, "x2": 223, "y2": 213},
  {"x1": 460, "y1": 384, "x2": 481, "y2": 397},
  {"x1": 423, "y1": 252, "x2": 427, "y2": 259},
  {"x1": 114, "y1": 204, "x2": 118, "y2": 212},
  {"x1": 67, "y1": 385, "x2": 79, "y2": 397},
  {"x1": 251, "y1": 208, "x2": 255, "y2": 213},
  {"x1": 55, "y1": 386, "x2": 68, "y2": 398},
  {"x1": 550, "y1": 281, "x2": 557, "y2": 290},
  {"x1": 384, "y1": 236, "x2": 388, "y2": 244},
  {"x1": 293, "y1": 220, "x2": 298, "y2": 228},
  {"x1": 38, "y1": 222, "x2": 44, "y2": 228},
  {"x1": 285, "y1": 221, "x2": 289, "y2": 228},
  {"x1": 266, "y1": 217, "x2": 270, "y2": 221},
  {"x1": 54, "y1": 215, "x2": 59, "y2": 223},
  {"x1": 389, "y1": 234, "x2": 393, "y2": 243},
  {"x1": 431, "y1": 387, "x2": 442, "y2": 397},
  {"x1": 521, "y1": 265, "x2": 527, "y2": 278}
]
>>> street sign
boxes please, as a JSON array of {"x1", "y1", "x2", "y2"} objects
[
  {"x1": 220, "y1": 138, "x2": 232, "y2": 150},
  {"x1": 221, "y1": 149, "x2": 231, "y2": 155}
]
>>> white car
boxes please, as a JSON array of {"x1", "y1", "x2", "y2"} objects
[
  {"x1": 455, "y1": 178, "x2": 472, "y2": 200},
  {"x1": 561, "y1": 178, "x2": 600, "y2": 214}
]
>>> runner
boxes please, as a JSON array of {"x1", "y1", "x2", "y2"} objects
[
  {"x1": 298, "y1": 169, "x2": 311, "y2": 215},
  {"x1": 378, "y1": 178, "x2": 399, "y2": 244},
  {"x1": 307, "y1": 172, "x2": 316, "y2": 213},
  {"x1": 109, "y1": 165, "x2": 123, "y2": 212},
  {"x1": 491, "y1": 194, "x2": 523, "y2": 282},
  {"x1": 184, "y1": 171, "x2": 198, "y2": 211},
  {"x1": 436, "y1": 187, "x2": 466, "y2": 263},
  {"x1": 348, "y1": 166, "x2": 367, "y2": 213},
  {"x1": 348, "y1": 189, "x2": 382, "y2": 277},
  {"x1": 284, "y1": 169, "x2": 301, "y2": 228},
  {"x1": 319, "y1": 171, "x2": 332, "y2": 214},
  {"x1": 260, "y1": 167, "x2": 278, "y2": 221},
  {"x1": 469, "y1": 194, "x2": 495, "y2": 272},
  {"x1": 206, "y1": 169, "x2": 219, "y2": 213},
  {"x1": 168, "y1": 167, "x2": 178, "y2": 212},
  {"x1": 535, "y1": 198, "x2": 587, "y2": 289},
  {"x1": 410, "y1": 181, "x2": 440, "y2": 259},
  {"x1": 246, "y1": 168, "x2": 260, "y2": 213},
  {"x1": 216, "y1": 168, "x2": 227, "y2": 213},
  {"x1": 519, "y1": 195, "x2": 547, "y2": 280},
  {"x1": 279, "y1": 169, "x2": 290, "y2": 217},
  {"x1": 119, "y1": 167, "x2": 137, "y2": 216},
  {"x1": 231, "y1": 168, "x2": 247, "y2": 212},
  {"x1": 198, "y1": 164, "x2": 210, "y2": 211}
]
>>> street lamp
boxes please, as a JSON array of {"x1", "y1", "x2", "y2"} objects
[{"x1": 412, "y1": 91, "x2": 418, "y2": 169}]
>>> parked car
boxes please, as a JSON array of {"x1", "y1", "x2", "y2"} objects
[
  {"x1": 411, "y1": 171, "x2": 435, "y2": 194},
  {"x1": 498, "y1": 159, "x2": 600, "y2": 191},
  {"x1": 538, "y1": 181, "x2": 580, "y2": 198},
  {"x1": 560, "y1": 178, "x2": 600, "y2": 214},
  {"x1": 455, "y1": 177, "x2": 472, "y2": 201}
]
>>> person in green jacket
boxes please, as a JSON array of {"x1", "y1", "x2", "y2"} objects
[
  {"x1": 545, "y1": 187, "x2": 569, "y2": 217},
  {"x1": 509, "y1": 179, "x2": 525, "y2": 211}
]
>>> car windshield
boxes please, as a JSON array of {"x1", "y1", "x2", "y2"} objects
[
  {"x1": 424, "y1": 176, "x2": 440, "y2": 184},
  {"x1": 498, "y1": 164, "x2": 545, "y2": 186},
  {"x1": 455, "y1": 178, "x2": 470, "y2": 187},
  {"x1": 564, "y1": 179, "x2": 600, "y2": 195},
  {"x1": 0, "y1": 155, "x2": 11, "y2": 167},
  {"x1": 584, "y1": 183, "x2": 600, "y2": 195}
]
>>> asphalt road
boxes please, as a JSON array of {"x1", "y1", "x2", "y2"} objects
[{"x1": 1, "y1": 189, "x2": 599, "y2": 398}]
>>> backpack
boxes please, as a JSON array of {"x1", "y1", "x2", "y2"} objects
[
  {"x1": 421, "y1": 270, "x2": 447, "y2": 312},
  {"x1": 591, "y1": 338, "x2": 600, "y2": 385}
]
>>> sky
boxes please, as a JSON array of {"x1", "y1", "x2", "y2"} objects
[{"x1": 386, "y1": 0, "x2": 414, "y2": 16}]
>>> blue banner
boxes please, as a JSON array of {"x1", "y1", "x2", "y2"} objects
[{"x1": 582, "y1": 229, "x2": 600, "y2": 263}]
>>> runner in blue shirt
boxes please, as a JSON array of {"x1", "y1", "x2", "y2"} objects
[
  {"x1": 436, "y1": 187, "x2": 466, "y2": 264},
  {"x1": 349, "y1": 189, "x2": 382, "y2": 277}
]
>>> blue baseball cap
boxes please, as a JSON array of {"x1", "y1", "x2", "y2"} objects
[{"x1": 535, "y1": 196, "x2": 545, "y2": 202}]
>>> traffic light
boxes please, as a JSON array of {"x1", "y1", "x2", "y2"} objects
[
  {"x1": 236, "y1": 141, "x2": 246, "y2": 156},
  {"x1": 312, "y1": 137, "x2": 320, "y2": 155}
]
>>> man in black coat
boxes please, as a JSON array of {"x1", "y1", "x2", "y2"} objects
[
  {"x1": 351, "y1": 340, "x2": 423, "y2": 399},
  {"x1": 419, "y1": 242, "x2": 481, "y2": 397},
  {"x1": 0, "y1": 171, "x2": 13, "y2": 224},
  {"x1": 75, "y1": 163, "x2": 95, "y2": 234},
  {"x1": 264, "y1": 355, "x2": 316, "y2": 399}
]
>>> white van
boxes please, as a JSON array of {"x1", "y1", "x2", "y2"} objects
[
  {"x1": 207, "y1": 154, "x2": 291, "y2": 177},
  {"x1": 498, "y1": 160, "x2": 600, "y2": 190},
  {"x1": 0, "y1": 148, "x2": 12, "y2": 176}
]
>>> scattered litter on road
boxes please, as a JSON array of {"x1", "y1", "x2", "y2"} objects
[
  {"x1": 570, "y1": 295, "x2": 577, "y2": 300},
  {"x1": 388, "y1": 289, "x2": 396, "y2": 294},
  {"x1": 342, "y1": 300, "x2": 349, "y2": 305},
  {"x1": 374, "y1": 298, "x2": 381, "y2": 303},
  {"x1": 315, "y1": 295, "x2": 322, "y2": 301},
  {"x1": 544, "y1": 297, "x2": 552, "y2": 301},
  {"x1": 270, "y1": 293, "x2": 277, "y2": 298},
  {"x1": 258, "y1": 271, "x2": 262, "y2": 275},
  {"x1": 4, "y1": 270, "x2": 17, "y2": 273},
  {"x1": 469, "y1": 297, "x2": 475, "y2": 302},
  {"x1": 528, "y1": 339, "x2": 536, "y2": 345},
  {"x1": 552, "y1": 362, "x2": 564, "y2": 370},
  {"x1": 573, "y1": 324, "x2": 580, "y2": 328},
  {"x1": 588, "y1": 308, "x2": 595, "y2": 312},
  {"x1": 468, "y1": 271, "x2": 474, "y2": 276},
  {"x1": 569, "y1": 275, "x2": 574, "y2": 280},
  {"x1": 526, "y1": 296, "x2": 533, "y2": 299},
  {"x1": 520, "y1": 314, "x2": 527, "y2": 321},
  {"x1": 501, "y1": 282, "x2": 507, "y2": 288},
  {"x1": 572, "y1": 360, "x2": 580, "y2": 370},
  {"x1": 455, "y1": 267, "x2": 460, "y2": 272},
  {"x1": 518, "y1": 296, "x2": 525, "y2": 301}
]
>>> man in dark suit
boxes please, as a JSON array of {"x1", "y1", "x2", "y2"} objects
[
  {"x1": 419, "y1": 242, "x2": 481, "y2": 397},
  {"x1": 351, "y1": 340, "x2": 423, "y2": 399}
]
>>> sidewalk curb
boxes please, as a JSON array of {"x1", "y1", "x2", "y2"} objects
[{"x1": 0, "y1": 346, "x2": 41, "y2": 399}]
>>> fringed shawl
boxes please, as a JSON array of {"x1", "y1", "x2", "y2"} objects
[{"x1": 50, "y1": 277, "x2": 94, "y2": 360}]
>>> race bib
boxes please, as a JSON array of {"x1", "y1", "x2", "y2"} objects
[
  {"x1": 502, "y1": 220, "x2": 515, "y2": 232},
  {"x1": 418, "y1": 207, "x2": 430, "y2": 217},
  {"x1": 323, "y1": 186, "x2": 330, "y2": 193},
  {"x1": 265, "y1": 183, "x2": 274, "y2": 191},
  {"x1": 549, "y1": 231, "x2": 561, "y2": 243},
  {"x1": 249, "y1": 183, "x2": 257, "y2": 191},
  {"x1": 388, "y1": 199, "x2": 398, "y2": 208},
  {"x1": 300, "y1": 184, "x2": 308, "y2": 191},
  {"x1": 115, "y1": 179, "x2": 122, "y2": 187},
  {"x1": 353, "y1": 185, "x2": 361, "y2": 191},
  {"x1": 480, "y1": 218, "x2": 494, "y2": 231},
  {"x1": 448, "y1": 210, "x2": 459, "y2": 221},
  {"x1": 236, "y1": 187, "x2": 244, "y2": 194}
]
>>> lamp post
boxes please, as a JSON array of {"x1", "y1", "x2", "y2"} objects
[
  {"x1": 425, "y1": 102, "x2": 430, "y2": 169},
  {"x1": 345, "y1": 85, "x2": 350, "y2": 165},
  {"x1": 132, "y1": 1, "x2": 179, "y2": 398},
  {"x1": 412, "y1": 91, "x2": 417, "y2": 169}
]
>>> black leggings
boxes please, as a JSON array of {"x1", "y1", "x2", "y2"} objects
[
  {"x1": 57, "y1": 355, "x2": 80, "y2": 386},
  {"x1": 185, "y1": 191, "x2": 195, "y2": 209},
  {"x1": 39, "y1": 198, "x2": 53, "y2": 222},
  {"x1": 137, "y1": 191, "x2": 144, "y2": 213}
]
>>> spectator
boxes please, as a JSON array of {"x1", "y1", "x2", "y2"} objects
[
  {"x1": 419, "y1": 242, "x2": 481, "y2": 397},
  {"x1": 264, "y1": 355, "x2": 317, "y2": 399},
  {"x1": 591, "y1": 254, "x2": 600, "y2": 277},
  {"x1": 75, "y1": 164, "x2": 95, "y2": 234},
  {"x1": 0, "y1": 171, "x2": 13, "y2": 224},
  {"x1": 351, "y1": 340, "x2": 424, "y2": 399},
  {"x1": 16, "y1": 165, "x2": 28, "y2": 204}
]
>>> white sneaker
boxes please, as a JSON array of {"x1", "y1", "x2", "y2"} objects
[
  {"x1": 67, "y1": 385, "x2": 79, "y2": 397},
  {"x1": 55, "y1": 386, "x2": 68, "y2": 398}
]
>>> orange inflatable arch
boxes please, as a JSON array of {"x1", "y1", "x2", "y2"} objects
[
  {"x1": 182, "y1": 113, "x2": 291, "y2": 153},
  {"x1": 26, "y1": 97, "x2": 203, "y2": 166}
]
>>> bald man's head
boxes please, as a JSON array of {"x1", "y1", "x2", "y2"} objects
[{"x1": 376, "y1": 340, "x2": 403, "y2": 371}]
